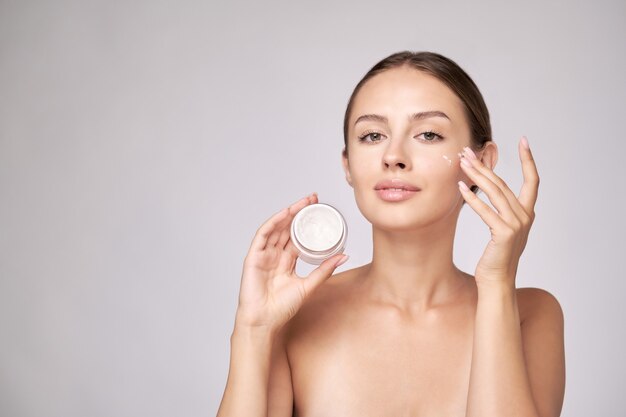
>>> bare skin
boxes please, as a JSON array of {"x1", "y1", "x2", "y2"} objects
[
  {"x1": 280, "y1": 265, "x2": 478, "y2": 416},
  {"x1": 217, "y1": 65, "x2": 565, "y2": 417},
  {"x1": 272, "y1": 266, "x2": 555, "y2": 417}
]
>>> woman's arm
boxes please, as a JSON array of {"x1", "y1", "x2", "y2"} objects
[
  {"x1": 216, "y1": 323, "x2": 276, "y2": 417},
  {"x1": 458, "y1": 137, "x2": 565, "y2": 416},
  {"x1": 217, "y1": 319, "x2": 295, "y2": 417},
  {"x1": 466, "y1": 283, "x2": 565, "y2": 417},
  {"x1": 216, "y1": 193, "x2": 348, "y2": 417}
]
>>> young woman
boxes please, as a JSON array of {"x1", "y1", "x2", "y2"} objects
[{"x1": 217, "y1": 51, "x2": 566, "y2": 417}]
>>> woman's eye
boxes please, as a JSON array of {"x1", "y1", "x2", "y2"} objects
[
  {"x1": 358, "y1": 130, "x2": 443, "y2": 143},
  {"x1": 358, "y1": 132, "x2": 384, "y2": 142},
  {"x1": 417, "y1": 131, "x2": 444, "y2": 142}
]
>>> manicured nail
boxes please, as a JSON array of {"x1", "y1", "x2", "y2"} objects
[
  {"x1": 458, "y1": 181, "x2": 470, "y2": 192},
  {"x1": 464, "y1": 147, "x2": 477, "y2": 160},
  {"x1": 521, "y1": 136, "x2": 530, "y2": 149},
  {"x1": 335, "y1": 254, "x2": 349, "y2": 267},
  {"x1": 461, "y1": 157, "x2": 473, "y2": 168}
]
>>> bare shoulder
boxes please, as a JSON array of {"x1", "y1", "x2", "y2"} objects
[
  {"x1": 516, "y1": 287, "x2": 564, "y2": 325},
  {"x1": 515, "y1": 287, "x2": 566, "y2": 417}
]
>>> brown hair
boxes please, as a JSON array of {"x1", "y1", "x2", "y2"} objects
[{"x1": 342, "y1": 51, "x2": 492, "y2": 194}]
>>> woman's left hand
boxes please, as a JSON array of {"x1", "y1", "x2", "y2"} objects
[{"x1": 458, "y1": 136, "x2": 539, "y2": 288}]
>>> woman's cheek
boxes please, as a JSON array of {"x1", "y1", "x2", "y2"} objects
[
  {"x1": 420, "y1": 157, "x2": 452, "y2": 185},
  {"x1": 346, "y1": 163, "x2": 371, "y2": 201},
  {"x1": 434, "y1": 152, "x2": 467, "y2": 186},
  {"x1": 422, "y1": 156, "x2": 463, "y2": 204}
]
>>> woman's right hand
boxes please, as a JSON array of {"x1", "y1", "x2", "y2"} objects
[{"x1": 234, "y1": 193, "x2": 349, "y2": 334}]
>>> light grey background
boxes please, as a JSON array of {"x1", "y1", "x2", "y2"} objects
[{"x1": 1, "y1": 0, "x2": 624, "y2": 416}]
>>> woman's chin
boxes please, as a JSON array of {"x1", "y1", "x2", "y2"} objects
[
  {"x1": 359, "y1": 204, "x2": 461, "y2": 233},
  {"x1": 363, "y1": 213, "x2": 440, "y2": 232}
]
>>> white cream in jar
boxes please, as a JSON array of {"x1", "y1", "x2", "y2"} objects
[{"x1": 290, "y1": 203, "x2": 347, "y2": 265}]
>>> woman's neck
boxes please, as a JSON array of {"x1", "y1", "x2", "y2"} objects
[{"x1": 363, "y1": 215, "x2": 470, "y2": 313}]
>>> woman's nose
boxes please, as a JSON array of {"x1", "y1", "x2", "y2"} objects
[{"x1": 382, "y1": 139, "x2": 411, "y2": 170}]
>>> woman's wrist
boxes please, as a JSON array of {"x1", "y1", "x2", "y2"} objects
[
  {"x1": 232, "y1": 322, "x2": 276, "y2": 340},
  {"x1": 232, "y1": 311, "x2": 280, "y2": 342},
  {"x1": 475, "y1": 277, "x2": 516, "y2": 292}
]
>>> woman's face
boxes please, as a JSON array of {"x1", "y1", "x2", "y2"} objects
[{"x1": 342, "y1": 66, "x2": 479, "y2": 231}]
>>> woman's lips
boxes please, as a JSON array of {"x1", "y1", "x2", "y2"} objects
[
  {"x1": 375, "y1": 188, "x2": 419, "y2": 202},
  {"x1": 374, "y1": 179, "x2": 420, "y2": 202}
]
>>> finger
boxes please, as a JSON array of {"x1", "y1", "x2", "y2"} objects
[
  {"x1": 458, "y1": 180, "x2": 510, "y2": 231},
  {"x1": 250, "y1": 194, "x2": 312, "y2": 252},
  {"x1": 276, "y1": 238, "x2": 299, "y2": 274},
  {"x1": 301, "y1": 253, "x2": 349, "y2": 295},
  {"x1": 463, "y1": 147, "x2": 530, "y2": 222},
  {"x1": 517, "y1": 136, "x2": 539, "y2": 214},
  {"x1": 249, "y1": 207, "x2": 290, "y2": 252},
  {"x1": 275, "y1": 193, "x2": 318, "y2": 249},
  {"x1": 267, "y1": 211, "x2": 295, "y2": 247},
  {"x1": 268, "y1": 193, "x2": 319, "y2": 248},
  {"x1": 275, "y1": 226, "x2": 292, "y2": 251},
  {"x1": 460, "y1": 156, "x2": 519, "y2": 225}
]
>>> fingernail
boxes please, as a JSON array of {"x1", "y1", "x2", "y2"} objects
[
  {"x1": 458, "y1": 180, "x2": 470, "y2": 192},
  {"x1": 461, "y1": 157, "x2": 473, "y2": 168},
  {"x1": 521, "y1": 136, "x2": 530, "y2": 149},
  {"x1": 335, "y1": 254, "x2": 349, "y2": 267},
  {"x1": 464, "y1": 147, "x2": 477, "y2": 160}
]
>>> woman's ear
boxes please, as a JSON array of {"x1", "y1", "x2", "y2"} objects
[
  {"x1": 342, "y1": 148, "x2": 353, "y2": 187},
  {"x1": 480, "y1": 141, "x2": 499, "y2": 170}
]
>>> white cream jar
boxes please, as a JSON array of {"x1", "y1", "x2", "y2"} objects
[{"x1": 290, "y1": 203, "x2": 347, "y2": 265}]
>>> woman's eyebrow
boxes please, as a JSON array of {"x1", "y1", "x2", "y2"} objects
[{"x1": 354, "y1": 110, "x2": 450, "y2": 126}]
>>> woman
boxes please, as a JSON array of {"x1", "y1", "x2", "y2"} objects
[{"x1": 217, "y1": 51, "x2": 566, "y2": 417}]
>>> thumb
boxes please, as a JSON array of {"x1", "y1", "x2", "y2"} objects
[{"x1": 302, "y1": 254, "x2": 349, "y2": 294}]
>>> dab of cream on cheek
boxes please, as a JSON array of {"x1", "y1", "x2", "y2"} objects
[
  {"x1": 442, "y1": 151, "x2": 465, "y2": 167},
  {"x1": 290, "y1": 203, "x2": 347, "y2": 265}
]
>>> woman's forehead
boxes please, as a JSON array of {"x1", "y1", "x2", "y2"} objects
[{"x1": 351, "y1": 67, "x2": 465, "y2": 122}]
